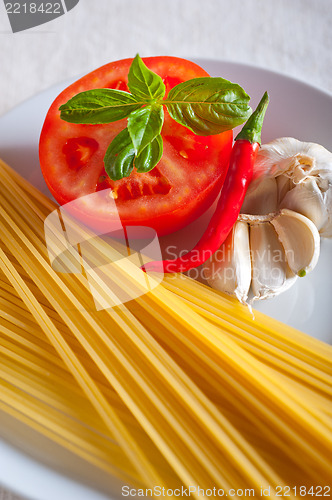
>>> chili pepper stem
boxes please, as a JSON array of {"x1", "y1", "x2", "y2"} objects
[{"x1": 235, "y1": 91, "x2": 269, "y2": 145}]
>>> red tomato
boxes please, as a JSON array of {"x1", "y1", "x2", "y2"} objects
[{"x1": 39, "y1": 57, "x2": 233, "y2": 236}]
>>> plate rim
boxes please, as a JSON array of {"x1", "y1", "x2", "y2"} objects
[{"x1": 1, "y1": 57, "x2": 331, "y2": 121}]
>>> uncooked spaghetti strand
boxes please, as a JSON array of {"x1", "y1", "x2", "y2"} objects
[
  {"x1": 0, "y1": 380, "x2": 142, "y2": 486},
  {"x1": 0, "y1": 162, "x2": 332, "y2": 490},
  {"x1": 0, "y1": 276, "x2": 73, "y2": 330},
  {"x1": 127, "y1": 294, "x2": 332, "y2": 482},
  {"x1": 67, "y1": 264, "x2": 330, "y2": 486},
  {"x1": 2, "y1": 298, "x2": 326, "y2": 486},
  {"x1": 0, "y1": 312, "x2": 142, "y2": 416},
  {"x1": 66, "y1": 229, "x2": 332, "y2": 401},
  {"x1": 152, "y1": 286, "x2": 332, "y2": 436},
  {"x1": 98, "y1": 257, "x2": 332, "y2": 441},
  {"x1": 108, "y1": 307, "x2": 284, "y2": 488},
  {"x1": 0, "y1": 292, "x2": 92, "y2": 365},
  {"x1": 0, "y1": 338, "x2": 94, "y2": 405},
  {"x1": 64, "y1": 234, "x2": 332, "y2": 476},
  {"x1": 163, "y1": 277, "x2": 332, "y2": 370},
  {"x1": 1, "y1": 235, "x2": 206, "y2": 492},
  {"x1": 0, "y1": 319, "x2": 65, "y2": 369},
  {"x1": 174, "y1": 294, "x2": 332, "y2": 395},
  {"x1": 0, "y1": 158, "x2": 56, "y2": 213},
  {"x1": 136, "y1": 294, "x2": 332, "y2": 466},
  {"x1": 131, "y1": 294, "x2": 332, "y2": 414},
  {"x1": 1, "y1": 258, "x2": 280, "y2": 488},
  {"x1": 0, "y1": 246, "x2": 168, "y2": 489},
  {"x1": 0, "y1": 351, "x2": 168, "y2": 465},
  {"x1": 0, "y1": 332, "x2": 186, "y2": 471},
  {"x1": 0, "y1": 337, "x2": 76, "y2": 392},
  {"x1": 175, "y1": 286, "x2": 332, "y2": 377},
  {"x1": 0, "y1": 369, "x2": 120, "y2": 460},
  {"x1": 63, "y1": 231, "x2": 332, "y2": 472},
  {"x1": 66, "y1": 265, "x2": 289, "y2": 488},
  {"x1": 0, "y1": 181, "x2": 48, "y2": 240},
  {"x1": 0, "y1": 319, "x2": 170, "y2": 441},
  {"x1": 79, "y1": 234, "x2": 331, "y2": 377},
  {"x1": 4, "y1": 248, "x2": 249, "y2": 470},
  {"x1": 0, "y1": 198, "x2": 280, "y2": 488},
  {"x1": 165, "y1": 275, "x2": 332, "y2": 361}
]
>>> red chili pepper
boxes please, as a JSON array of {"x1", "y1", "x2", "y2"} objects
[{"x1": 144, "y1": 92, "x2": 269, "y2": 274}]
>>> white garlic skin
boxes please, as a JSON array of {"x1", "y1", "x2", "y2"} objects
[{"x1": 253, "y1": 137, "x2": 332, "y2": 237}]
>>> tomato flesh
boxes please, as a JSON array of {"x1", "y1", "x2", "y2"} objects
[
  {"x1": 39, "y1": 57, "x2": 233, "y2": 236},
  {"x1": 63, "y1": 137, "x2": 99, "y2": 170}
]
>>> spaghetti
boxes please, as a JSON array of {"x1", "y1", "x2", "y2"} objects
[{"x1": 0, "y1": 157, "x2": 331, "y2": 497}]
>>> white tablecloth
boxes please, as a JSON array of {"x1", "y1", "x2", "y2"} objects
[
  {"x1": 0, "y1": 0, "x2": 331, "y2": 498},
  {"x1": 1, "y1": 0, "x2": 331, "y2": 118}
]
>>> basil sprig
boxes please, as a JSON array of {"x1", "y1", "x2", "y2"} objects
[{"x1": 59, "y1": 54, "x2": 252, "y2": 180}]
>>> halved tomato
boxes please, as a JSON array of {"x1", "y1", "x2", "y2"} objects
[{"x1": 39, "y1": 56, "x2": 233, "y2": 236}]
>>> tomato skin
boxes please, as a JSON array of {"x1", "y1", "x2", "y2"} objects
[{"x1": 39, "y1": 57, "x2": 233, "y2": 236}]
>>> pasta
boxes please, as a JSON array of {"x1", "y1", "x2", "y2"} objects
[{"x1": 0, "y1": 157, "x2": 331, "y2": 498}]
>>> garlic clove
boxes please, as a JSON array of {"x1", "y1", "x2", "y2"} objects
[
  {"x1": 204, "y1": 221, "x2": 251, "y2": 303},
  {"x1": 241, "y1": 176, "x2": 278, "y2": 215},
  {"x1": 250, "y1": 222, "x2": 296, "y2": 300},
  {"x1": 280, "y1": 263, "x2": 298, "y2": 293},
  {"x1": 279, "y1": 178, "x2": 327, "y2": 231},
  {"x1": 276, "y1": 174, "x2": 292, "y2": 205},
  {"x1": 271, "y1": 208, "x2": 320, "y2": 276}
]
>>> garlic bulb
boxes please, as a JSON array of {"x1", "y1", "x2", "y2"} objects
[
  {"x1": 205, "y1": 137, "x2": 329, "y2": 302},
  {"x1": 253, "y1": 137, "x2": 332, "y2": 237}
]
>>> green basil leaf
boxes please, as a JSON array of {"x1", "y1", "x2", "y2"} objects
[
  {"x1": 104, "y1": 128, "x2": 135, "y2": 180},
  {"x1": 128, "y1": 54, "x2": 166, "y2": 102},
  {"x1": 165, "y1": 77, "x2": 252, "y2": 135},
  {"x1": 59, "y1": 89, "x2": 142, "y2": 124},
  {"x1": 127, "y1": 105, "x2": 164, "y2": 156},
  {"x1": 135, "y1": 135, "x2": 163, "y2": 173}
]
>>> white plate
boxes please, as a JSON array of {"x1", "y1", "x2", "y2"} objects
[{"x1": 0, "y1": 59, "x2": 331, "y2": 500}]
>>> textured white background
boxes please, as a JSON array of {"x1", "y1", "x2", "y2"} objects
[
  {"x1": 0, "y1": 0, "x2": 332, "y2": 117},
  {"x1": 0, "y1": 0, "x2": 331, "y2": 498}
]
